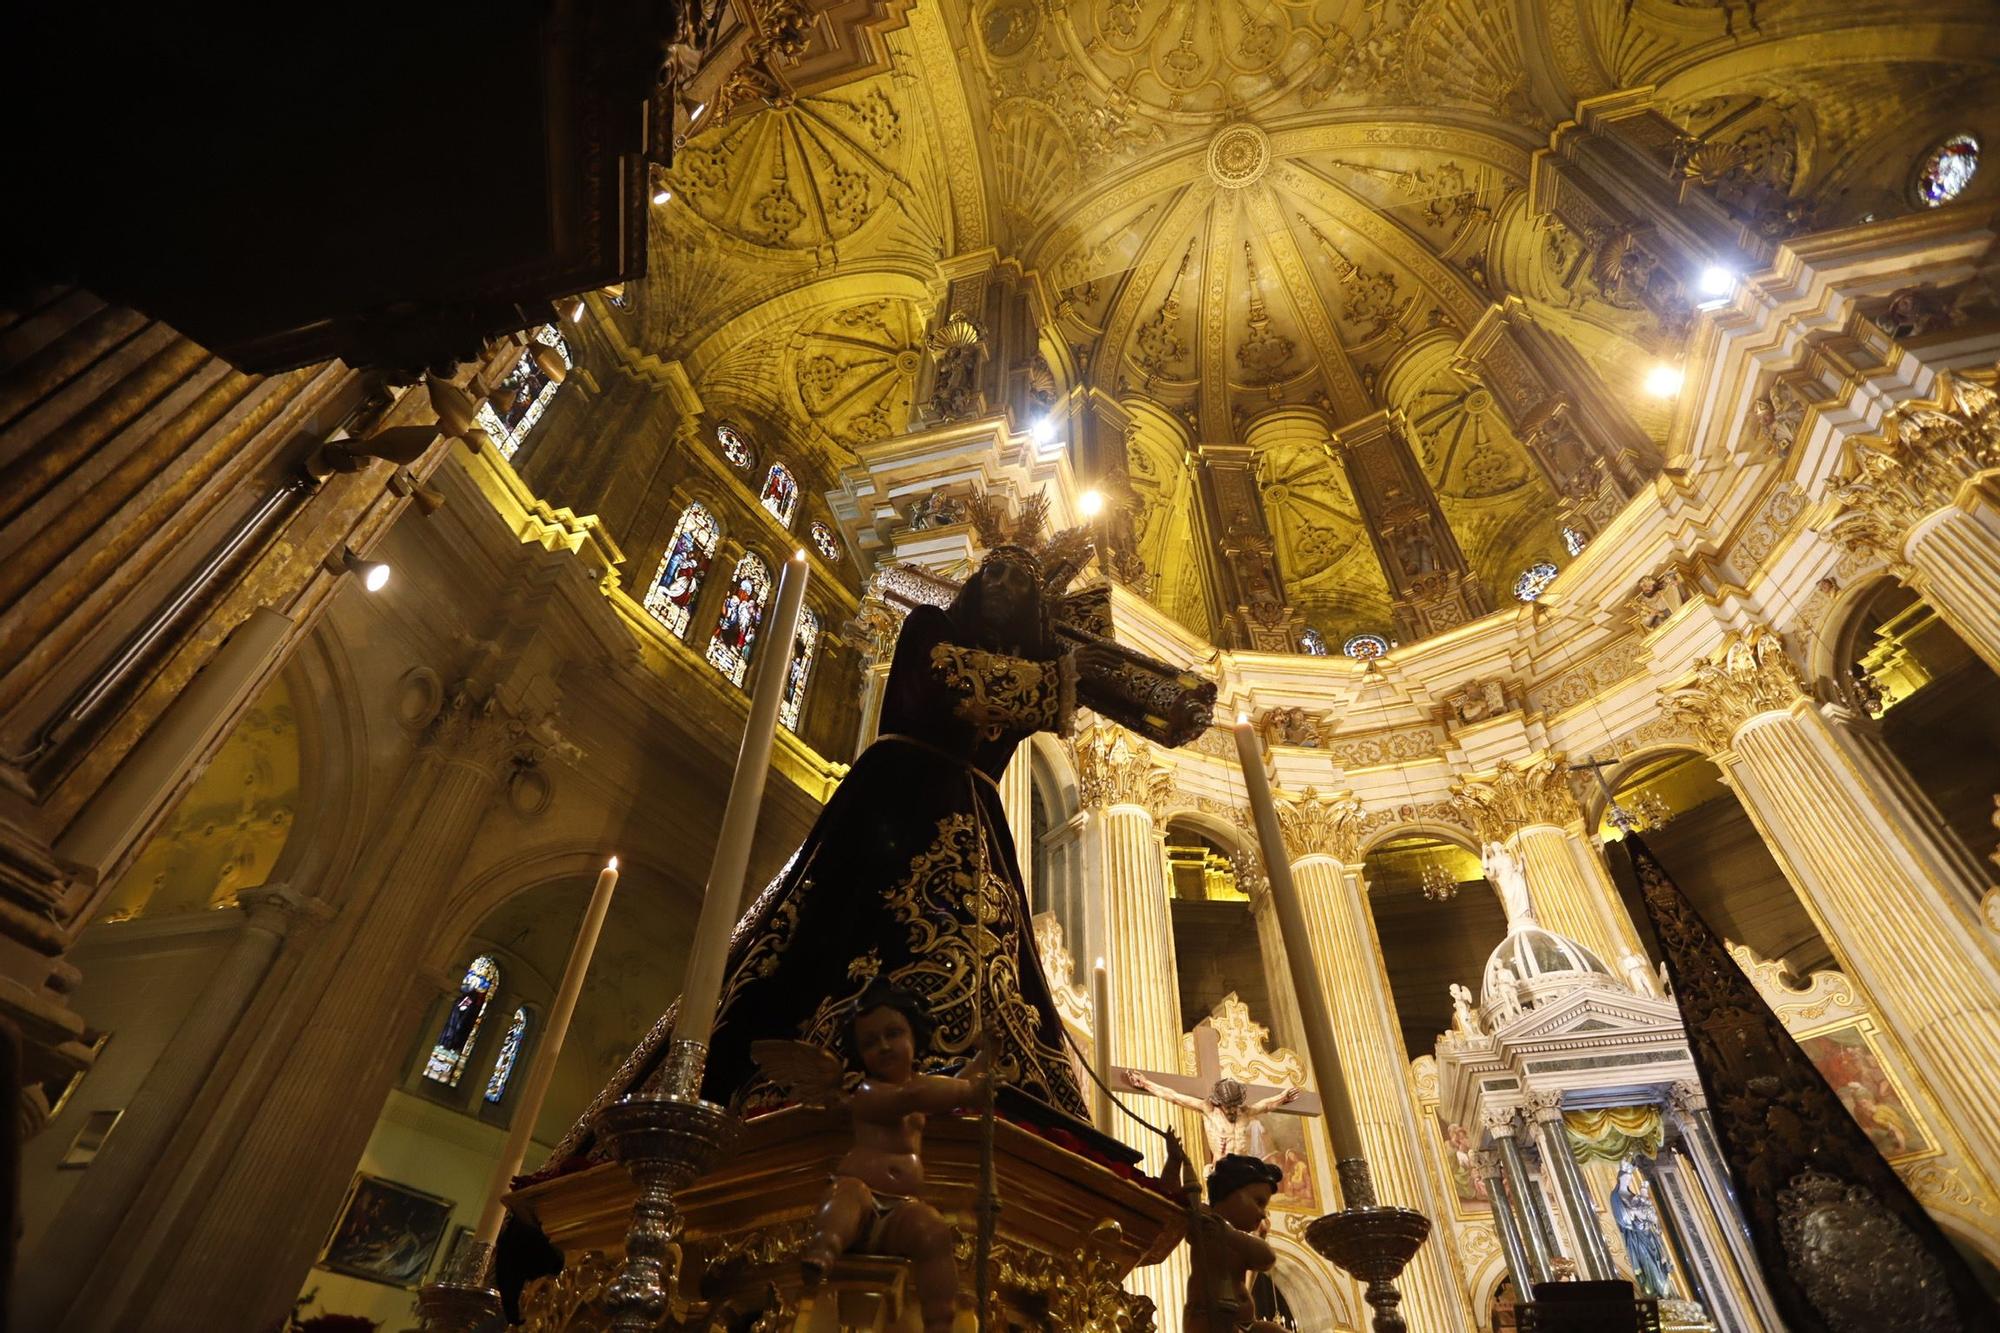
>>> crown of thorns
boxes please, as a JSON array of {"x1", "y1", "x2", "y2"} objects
[{"x1": 965, "y1": 491, "x2": 1094, "y2": 595}]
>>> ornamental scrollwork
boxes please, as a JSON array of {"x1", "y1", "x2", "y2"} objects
[
  {"x1": 1663, "y1": 626, "x2": 1808, "y2": 753},
  {"x1": 1072, "y1": 723, "x2": 1173, "y2": 818},
  {"x1": 1275, "y1": 786, "x2": 1362, "y2": 863},
  {"x1": 1816, "y1": 366, "x2": 2000, "y2": 565},
  {"x1": 1446, "y1": 756, "x2": 1579, "y2": 843}
]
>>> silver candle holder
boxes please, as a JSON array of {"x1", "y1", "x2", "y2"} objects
[
  {"x1": 414, "y1": 1234, "x2": 504, "y2": 1333},
  {"x1": 1304, "y1": 1158, "x2": 1433, "y2": 1333},
  {"x1": 597, "y1": 1038, "x2": 739, "y2": 1332}
]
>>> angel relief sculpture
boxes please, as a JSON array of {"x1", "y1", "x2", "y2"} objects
[{"x1": 752, "y1": 980, "x2": 993, "y2": 1332}]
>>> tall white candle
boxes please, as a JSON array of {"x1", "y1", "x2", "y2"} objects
[
  {"x1": 675, "y1": 550, "x2": 809, "y2": 1051},
  {"x1": 1231, "y1": 714, "x2": 1366, "y2": 1164},
  {"x1": 474, "y1": 856, "x2": 620, "y2": 1247},
  {"x1": 1092, "y1": 957, "x2": 1112, "y2": 1131}
]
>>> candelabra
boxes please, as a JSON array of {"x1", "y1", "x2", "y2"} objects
[
  {"x1": 597, "y1": 1039, "x2": 739, "y2": 1332},
  {"x1": 1305, "y1": 1159, "x2": 1433, "y2": 1333},
  {"x1": 414, "y1": 1235, "x2": 505, "y2": 1333}
]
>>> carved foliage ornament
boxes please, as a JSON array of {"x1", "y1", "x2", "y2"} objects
[
  {"x1": 1664, "y1": 626, "x2": 1807, "y2": 753},
  {"x1": 1072, "y1": 724, "x2": 1172, "y2": 817},
  {"x1": 1446, "y1": 756, "x2": 1577, "y2": 843},
  {"x1": 1820, "y1": 367, "x2": 2000, "y2": 563},
  {"x1": 1275, "y1": 785, "x2": 1361, "y2": 864}
]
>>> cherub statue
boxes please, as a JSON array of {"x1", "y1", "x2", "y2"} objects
[
  {"x1": 1165, "y1": 1133, "x2": 1289, "y2": 1333},
  {"x1": 1122, "y1": 1070, "x2": 1300, "y2": 1162},
  {"x1": 1450, "y1": 982, "x2": 1483, "y2": 1037},
  {"x1": 752, "y1": 979, "x2": 993, "y2": 1333}
]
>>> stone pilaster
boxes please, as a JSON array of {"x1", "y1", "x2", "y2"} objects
[
  {"x1": 1192, "y1": 444, "x2": 1301, "y2": 652},
  {"x1": 1818, "y1": 370, "x2": 2000, "y2": 675},
  {"x1": 1666, "y1": 627, "x2": 2000, "y2": 1192},
  {"x1": 1528, "y1": 1090, "x2": 1616, "y2": 1280},
  {"x1": 1073, "y1": 724, "x2": 1191, "y2": 1319},
  {"x1": 1448, "y1": 756, "x2": 1641, "y2": 964},
  {"x1": 1275, "y1": 787, "x2": 1475, "y2": 1329},
  {"x1": 1240, "y1": 870, "x2": 1305, "y2": 1057},
  {"x1": 1454, "y1": 298, "x2": 1662, "y2": 541},
  {"x1": 19, "y1": 884, "x2": 327, "y2": 1331},
  {"x1": 99, "y1": 684, "x2": 533, "y2": 1332},
  {"x1": 1332, "y1": 410, "x2": 1489, "y2": 642}
]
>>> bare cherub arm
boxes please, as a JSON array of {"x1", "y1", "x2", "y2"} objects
[
  {"x1": 1224, "y1": 1223, "x2": 1279, "y2": 1273},
  {"x1": 1246, "y1": 1086, "x2": 1302, "y2": 1115},
  {"x1": 850, "y1": 1050, "x2": 993, "y2": 1119},
  {"x1": 1123, "y1": 1070, "x2": 1209, "y2": 1113}
]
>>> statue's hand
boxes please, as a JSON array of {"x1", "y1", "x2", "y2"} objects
[
  {"x1": 1277, "y1": 1087, "x2": 1301, "y2": 1106},
  {"x1": 1122, "y1": 1069, "x2": 1149, "y2": 1091}
]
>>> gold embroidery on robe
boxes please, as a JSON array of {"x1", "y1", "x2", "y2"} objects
[{"x1": 928, "y1": 643, "x2": 1073, "y2": 737}]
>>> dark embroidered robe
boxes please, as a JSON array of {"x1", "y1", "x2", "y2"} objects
[{"x1": 546, "y1": 604, "x2": 1089, "y2": 1170}]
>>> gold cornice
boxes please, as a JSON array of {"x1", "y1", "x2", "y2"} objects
[{"x1": 1446, "y1": 755, "x2": 1579, "y2": 844}]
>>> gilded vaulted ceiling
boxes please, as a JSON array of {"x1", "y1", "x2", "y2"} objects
[{"x1": 609, "y1": 0, "x2": 2000, "y2": 647}]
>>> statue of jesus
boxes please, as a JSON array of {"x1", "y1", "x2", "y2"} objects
[{"x1": 1123, "y1": 1070, "x2": 1301, "y2": 1162}]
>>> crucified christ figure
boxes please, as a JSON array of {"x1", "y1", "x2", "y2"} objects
[{"x1": 1123, "y1": 1070, "x2": 1302, "y2": 1162}]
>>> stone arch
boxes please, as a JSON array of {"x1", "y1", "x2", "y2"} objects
[{"x1": 1265, "y1": 1232, "x2": 1361, "y2": 1331}]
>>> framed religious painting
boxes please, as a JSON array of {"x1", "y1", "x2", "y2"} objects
[
  {"x1": 1796, "y1": 1017, "x2": 1937, "y2": 1163},
  {"x1": 317, "y1": 1172, "x2": 456, "y2": 1288}
]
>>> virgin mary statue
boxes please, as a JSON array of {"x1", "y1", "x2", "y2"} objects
[{"x1": 539, "y1": 522, "x2": 1134, "y2": 1179}]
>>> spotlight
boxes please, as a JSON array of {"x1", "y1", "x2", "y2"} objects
[
  {"x1": 652, "y1": 187, "x2": 672, "y2": 205},
  {"x1": 564, "y1": 297, "x2": 586, "y2": 324},
  {"x1": 1697, "y1": 265, "x2": 1735, "y2": 299},
  {"x1": 1644, "y1": 364, "x2": 1685, "y2": 398},
  {"x1": 1236, "y1": 711, "x2": 1250, "y2": 726},
  {"x1": 689, "y1": 102, "x2": 707, "y2": 122},
  {"x1": 324, "y1": 546, "x2": 391, "y2": 591},
  {"x1": 1030, "y1": 416, "x2": 1058, "y2": 446},
  {"x1": 1078, "y1": 489, "x2": 1105, "y2": 518}
]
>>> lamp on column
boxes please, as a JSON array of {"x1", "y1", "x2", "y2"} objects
[{"x1": 323, "y1": 546, "x2": 390, "y2": 592}]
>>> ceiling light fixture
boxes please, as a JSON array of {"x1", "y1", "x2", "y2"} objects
[
  {"x1": 1644, "y1": 364, "x2": 1685, "y2": 398},
  {"x1": 1697, "y1": 265, "x2": 1736, "y2": 300},
  {"x1": 325, "y1": 546, "x2": 391, "y2": 592},
  {"x1": 1030, "y1": 416, "x2": 1059, "y2": 446},
  {"x1": 1078, "y1": 489, "x2": 1105, "y2": 519}
]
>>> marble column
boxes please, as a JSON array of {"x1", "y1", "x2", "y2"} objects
[
  {"x1": 1275, "y1": 788, "x2": 1476, "y2": 1330},
  {"x1": 1484, "y1": 1105, "x2": 1552, "y2": 1285},
  {"x1": 1450, "y1": 755, "x2": 1642, "y2": 965},
  {"x1": 1528, "y1": 1091, "x2": 1615, "y2": 1280},
  {"x1": 1073, "y1": 725, "x2": 1191, "y2": 1321},
  {"x1": 95, "y1": 684, "x2": 527, "y2": 1332},
  {"x1": 1901, "y1": 476, "x2": 2000, "y2": 675},
  {"x1": 1667, "y1": 1083, "x2": 1786, "y2": 1332},
  {"x1": 19, "y1": 884, "x2": 324, "y2": 1331},
  {"x1": 1473, "y1": 1149, "x2": 1536, "y2": 1304},
  {"x1": 1669, "y1": 628, "x2": 2000, "y2": 1190},
  {"x1": 1645, "y1": 1151, "x2": 1744, "y2": 1333}
]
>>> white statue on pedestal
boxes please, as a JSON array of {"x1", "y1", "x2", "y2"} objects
[
  {"x1": 1480, "y1": 841, "x2": 1536, "y2": 927},
  {"x1": 1488, "y1": 963, "x2": 1524, "y2": 1023},
  {"x1": 1619, "y1": 951, "x2": 1661, "y2": 996},
  {"x1": 1450, "y1": 982, "x2": 1484, "y2": 1038}
]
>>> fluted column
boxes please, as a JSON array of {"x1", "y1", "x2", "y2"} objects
[
  {"x1": 1527, "y1": 1091, "x2": 1615, "y2": 1280},
  {"x1": 1473, "y1": 1149, "x2": 1536, "y2": 1304},
  {"x1": 99, "y1": 685, "x2": 526, "y2": 1332},
  {"x1": 1449, "y1": 756, "x2": 1641, "y2": 964},
  {"x1": 20, "y1": 884, "x2": 326, "y2": 1331},
  {"x1": 1276, "y1": 789, "x2": 1474, "y2": 1330},
  {"x1": 1483, "y1": 1104, "x2": 1552, "y2": 1285},
  {"x1": 1668, "y1": 627, "x2": 2000, "y2": 1190},
  {"x1": 1074, "y1": 724, "x2": 1191, "y2": 1323},
  {"x1": 1000, "y1": 749, "x2": 1035, "y2": 905},
  {"x1": 1901, "y1": 477, "x2": 2000, "y2": 675}
]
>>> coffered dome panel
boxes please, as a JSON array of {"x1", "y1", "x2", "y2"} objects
[
  {"x1": 1245, "y1": 411, "x2": 1396, "y2": 638},
  {"x1": 789, "y1": 299, "x2": 929, "y2": 451}
]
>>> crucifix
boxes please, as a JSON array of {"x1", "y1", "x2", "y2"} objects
[{"x1": 1115, "y1": 1018, "x2": 1322, "y2": 1166}]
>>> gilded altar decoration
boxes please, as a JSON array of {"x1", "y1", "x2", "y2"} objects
[{"x1": 1446, "y1": 756, "x2": 1579, "y2": 844}]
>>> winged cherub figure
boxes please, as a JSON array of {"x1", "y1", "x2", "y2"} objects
[
  {"x1": 1165, "y1": 1133, "x2": 1289, "y2": 1333},
  {"x1": 753, "y1": 979, "x2": 993, "y2": 1333}
]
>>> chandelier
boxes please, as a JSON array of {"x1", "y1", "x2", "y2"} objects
[
  {"x1": 1609, "y1": 787, "x2": 1674, "y2": 834},
  {"x1": 1420, "y1": 857, "x2": 1459, "y2": 903}
]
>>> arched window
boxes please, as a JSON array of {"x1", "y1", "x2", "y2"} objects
[
  {"x1": 1513, "y1": 561, "x2": 1559, "y2": 602},
  {"x1": 483, "y1": 1007, "x2": 529, "y2": 1104},
  {"x1": 1298, "y1": 627, "x2": 1328, "y2": 656},
  {"x1": 423, "y1": 955, "x2": 500, "y2": 1087},
  {"x1": 717, "y1": 422, "x2": 755, "y2": 471},
  {"x1": 474, "y1": 326, "x2": 572, "y2": 459},
  {"x1": 643, "y1": 502, "x2": 720, "y2": 640},
  {"x1": 760, "y1": 463, "x2": 800, "y2": 529},
  {"x1": 707, "y1": 552, "x2": 773, "y2": 686},
  {"x1": 778, "y1": 609, "x2": 820, "y2": 732},
  {"x1": 809, "y1": 521, "x2": 842, "y2": 562}
]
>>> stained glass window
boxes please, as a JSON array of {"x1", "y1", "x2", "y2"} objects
[
  {"x1": 1562, "y1": 526, "x2": 1589, "y2": 556},
  {"x1": 810, "y1": 521, "x2": 841, "y2": 562},
  {"x1": 644, "y1": 502, "x2": 720, "y2": 640},
  {"x1": 760, "y1": 464, "x2": 800, "y2": 529},
  {"x1": 1299, "y1": 627, "x2": 1329, "y2": 656},
  {"x1": 1915, "y1": 134, "x2": 1979, "y2": 208},
  {"x1": 717, "y1": 423, "x2": 754, "y2": 471},
  {"x1": 1343, "y1": 633, "x2": 1390, "y2": 661},
  {"x1": 472, "y1": 326, "x2": 571, "y2": 459},
  {"x1": 1514, "y1": 561, "x2": 1560, "y2": 602},
  {"x1": 778, "y1": 609, "x2": 821, "y2": 732},
  {"x1": 483, "y1": 1007, "x2": 529, "y2": 1104},
  {"x1": 423, "y1": 956, "x2": 500, "y2": 1087},
  {"x1": 707, "y1": 552, "x2": 773, "y2": 686}
]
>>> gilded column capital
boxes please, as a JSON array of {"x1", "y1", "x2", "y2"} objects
[
  {"x1": 1446, "y1": 756, "x2": 1580, "y2": 843},
  {"x1": 1819, "y1": 368, "x2": 2000, "y2": 561},
  {"x1": 1274, "y1": 786, "x2": 1362, "y2": 863},
  {"x1": 1663, "y1": 626, "x2": 1809, "y2": 753},
  {"x1": 1072, "y1": 724, "x2": 1172, "y2": 819}
]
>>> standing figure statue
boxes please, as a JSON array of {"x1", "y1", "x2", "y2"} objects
[
  {"x1": 1166, "y1": 1134, "x2": 1289, "y2": 1333},
  {"x1": 1610, "y1": 1159, "x2": 1675, "y2": 1300},
  {"x1": 751, "y1": 980, "x2": 994, "y2": 1333},
  {"x1": 1123, "y1": 1071, "x2": 1301, "y2": 1162}
]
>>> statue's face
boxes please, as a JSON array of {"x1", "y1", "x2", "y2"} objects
[
  {"x1": 853, "y1": 1004, "x2": 916, "y2": 1083},
  {"x1": 977, "y1": 558, "x2": 1037, "y2": 634},
  {"x1": 1215, "y1": 1182, "x2": 1273, "y2": 1231}
]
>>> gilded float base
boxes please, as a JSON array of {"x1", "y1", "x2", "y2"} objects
[{"x1": 508, "y1": 1107, "x2": 1181, "y2": 1332}]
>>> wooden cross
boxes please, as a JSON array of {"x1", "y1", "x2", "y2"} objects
[{"x1": 1114, "y1": 1020, "x2": 1321, "y2": 1160}]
